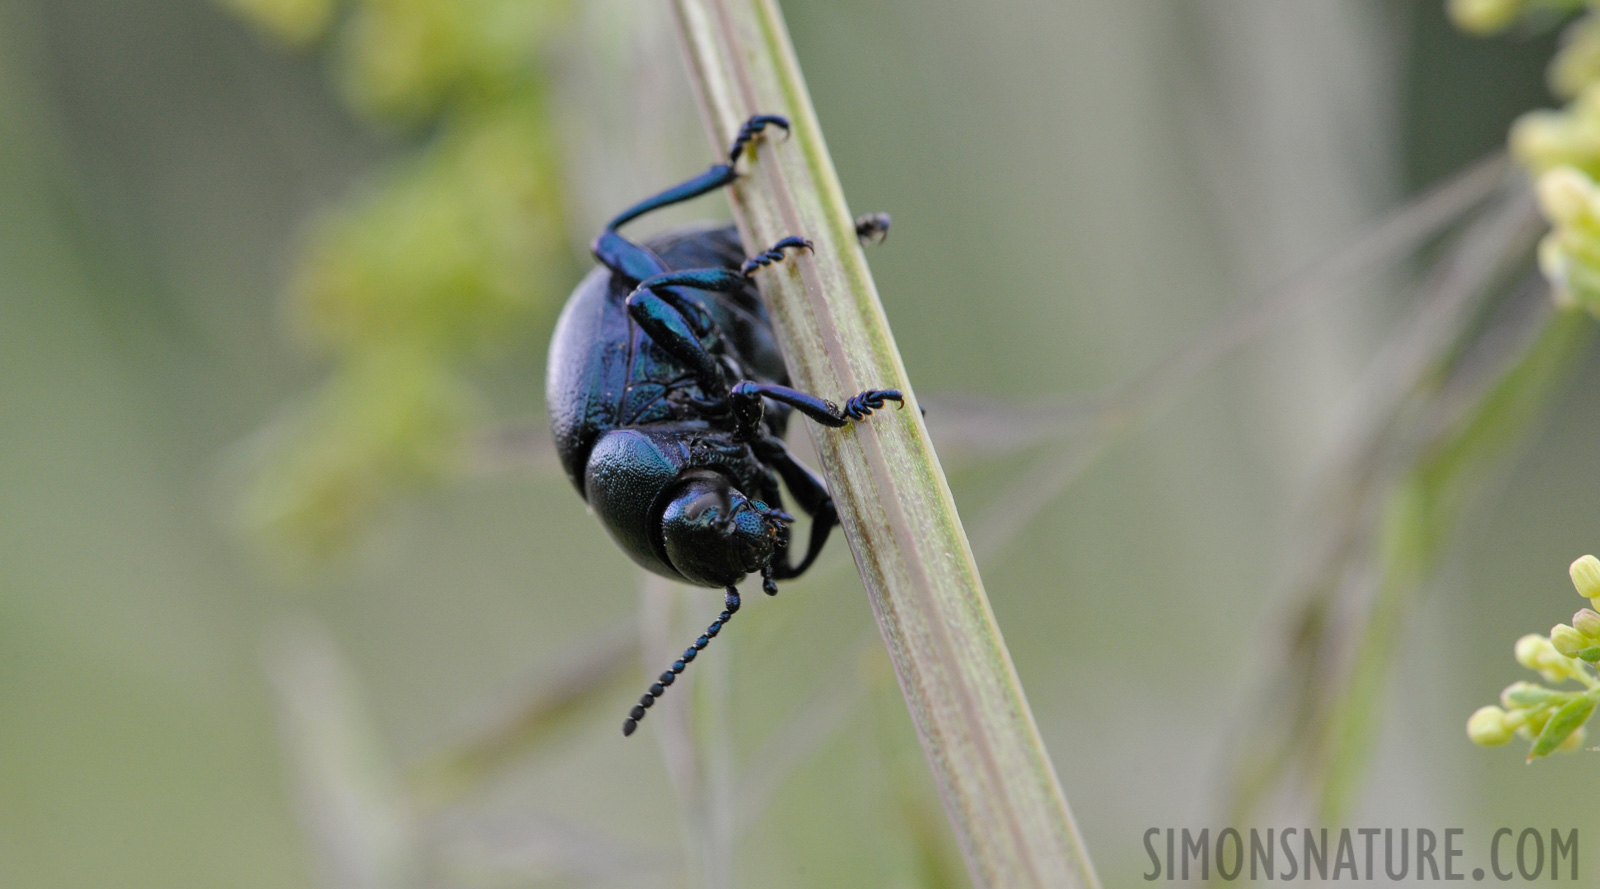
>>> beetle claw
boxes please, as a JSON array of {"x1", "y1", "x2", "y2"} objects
[
  {"x1": 728, "y1": 114, "x2": 790, "y2": 165},
  {"x1": 740, "y1": 236, "x2": 813, "y2": 277}
]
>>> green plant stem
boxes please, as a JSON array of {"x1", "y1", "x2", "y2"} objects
[{"x1": 668, "y1": 3, "x2": 1099, "y2": 887}]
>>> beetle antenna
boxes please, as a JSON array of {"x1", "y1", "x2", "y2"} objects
[{"x1": 622, "y1": 586, "x2": 742, "y2": 737}]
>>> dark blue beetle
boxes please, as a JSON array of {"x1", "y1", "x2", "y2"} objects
[{"x1": 547, "y1": 115, "x2": 901, "y2": 736}]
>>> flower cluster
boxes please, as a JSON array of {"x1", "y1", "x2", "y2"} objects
[
  {"x1": 222, "y1": 0, "x2": 571, "y2": 561},
  {"x1": 1467, "y1": 556, "x2": 1600, "y2": 759},
  {"x1": 1451, "y1": 0, "x2": 1600, "y2": 315}
]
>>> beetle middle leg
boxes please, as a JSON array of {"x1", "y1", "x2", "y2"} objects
[{"x1": 624, "y1": 237, "x2": 815, "y2": 405}]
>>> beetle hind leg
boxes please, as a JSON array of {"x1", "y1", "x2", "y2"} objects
[
  {"x1": 594, "y1": 114, "x2": 791, "y2": 284},
  {"x1": 623, "y1": 235, "x2": 822, "y2": 408}
]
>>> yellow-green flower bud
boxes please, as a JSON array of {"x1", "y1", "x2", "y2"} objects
[
  {"x1": 1510, "y1": 93, "x2": 1600, "y2": 176},
  {"x1": 1571, "y1": 554, "x2": 1600, "y2": 599},
  {"x1": 1468, "y1": 705, "x2": 1516, "y2": 746},
  {"x1": 1550, "y1": 15, "x2": 1600, "y2": 99},
  {"x1": 1448, "y1": 0, "x2": 1523, "y2": 35},
  {"x1": 1514, "y1": 634, "x2": 1588, "y2": 684},
  {"x1": 1517, "y1": 633, "x2": 1555, "y2": 670},
  {"x1": 1512, "y1": 112, "x2": 1567, "y2": 173},
  {"x1": 1575, "y1": 608, "x2": 1600, "y2": 640},
  {"x1": 1538, "y1": 166, "x2": 1598, "y2": 227},
  {"x1": 1553, "y1": 623, "x2": 1588, "y2": 656}
]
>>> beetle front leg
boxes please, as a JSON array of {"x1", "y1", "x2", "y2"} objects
[
  {"x1": 750, "y1": 435, "x2": 838, "y2": 580},
  {"x1": 730, "y1": 381, "x2": 904, "y2": 429}
]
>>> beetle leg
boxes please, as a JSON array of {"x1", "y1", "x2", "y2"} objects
[
  {"x1": 594, "y1": 114, "x2": 790, "y2": 283},
  {"x1": 625, "y1": 267, "x2": 750, "y2": 402},
  {"x1": 625, "y1": 285, "x2": 733, "y2": 403},
  {"x1": 729, "y1": 381, "x2": 904, "y2": 428},
  {"x1": 726, "y1": 114, "x2": 789, "y2": 164},
  {"x1": 740, "y1": 236, "x2": 813, "y2": 276},
  {"x1": 593, "y1": 168, "x2": 735, "y2": 283},
  {"x1": 750, "y1": 435, "x2": 838, "y2": 580},
  {"x1": 853, "y1": 212, "x2": 891, "y2": 245},
  {"x1": 628, "y1": 234, "x2": 810, "y2": 330},
  {"x1": 752, "y1": 470, "x2": 799, "y2": 585},
  {"x1": 626, "y1": 239, "x2": 815, "y2": 409},
  {"x1": 623, "y1": 586, "x2": 742, "y2": 737}
]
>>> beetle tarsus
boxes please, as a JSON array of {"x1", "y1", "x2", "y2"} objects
[
  {"x1": 728, "y1": 114, "x2": 790, "y2": 165},
  {"x1": 854, "y1": 212, "x2": 891, "y2": 245},
  {"x1": 740, "y1": 236, "x2": 814, "y2": 277},
  {"x1": 843, "y1": 389, "x2": 903, "y2": 420}
]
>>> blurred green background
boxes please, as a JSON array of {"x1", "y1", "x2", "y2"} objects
[{"x1": 3, "y1": 0, "x2": 1598, "y2": 887}]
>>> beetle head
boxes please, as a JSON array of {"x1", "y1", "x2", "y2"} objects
[{"x1": 660, "y1": 470, "x2": 790, "y2": 587}]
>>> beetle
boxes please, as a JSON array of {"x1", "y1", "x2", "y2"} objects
[{"x1": 546, "y1": 114, "x2": 903, "y2": 736}]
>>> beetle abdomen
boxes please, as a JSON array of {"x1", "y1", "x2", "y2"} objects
[
  {"x1": 583, "y1": 428, "x2": 688, "y2": 581},
  {"x1": 546, "y1": 265, "x2": 629, "y2": 493}
]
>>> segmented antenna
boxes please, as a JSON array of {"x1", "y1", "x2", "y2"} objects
[{"x1": 622, "y1": 586, "x2": 743, "y2": 737}]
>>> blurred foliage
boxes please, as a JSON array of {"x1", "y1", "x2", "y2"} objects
[
  {"x1": 220, "y1": 0, "x2": 334, "y2": 46},
  {"x1": 1448, "y1": 0, "x2": 1586, "y2": 37},
  {"x1": 1316, "y1": 305, "x2": 1592, "y2": 820},
  {"x1": 222, "y1": 0, "x2": 572, "y2": 561},
  {"x1": 1243, "y1": 0, "x2": 1600, "y2": 826},
  {"x1": 1458, "y1": 1, "x2": 1600, "y2": 316},
  {"x1": 17, "y1": 2, "x2": 1600, "y2": 887},
  {"x1": 1436, "y1": 0, "x2": 1600, "y2": 778}
]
